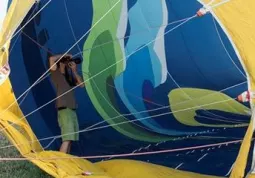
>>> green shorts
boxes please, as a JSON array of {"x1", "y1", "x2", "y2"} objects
[{"x1": 58, "y1": 108, "x2": 79, "y2": 141}]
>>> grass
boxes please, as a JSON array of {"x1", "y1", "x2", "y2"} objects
[{"x1": 0, "y1": 133, "x2": 52, "y2": 178}]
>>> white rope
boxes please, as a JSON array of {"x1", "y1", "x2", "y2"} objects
[
  {"x1": 71, "y1": 16, "x2": 194, "y2": 58},
  {"x1": 225, "y1": 162, "x2": 234, "y2": 176},
  {"x1": 0, "y1": 0, "x2": 122, "y2": 132},
  {"x1": 0, "y1": 73, "x2": 51, "y2": 118},
  {"x1": 1, "y1": 0, "x2": 52, "y2": 49},
  {"x1": 78, "y1": 98, "x2": 242, "y2": 133},
  {"x1": 0, "y1": 14, "x2": 195, "y2": 135},
  {"x1": 40, "y1": 97, "x2": 246, "y2": 149},
  {"x1": 107, "y1": 127, "x2": 244, "y2": 162},
  {"x1": 212, "y1": 16, "x2": 246, "y2": 78},
  {"x1": 0, "y1": 80, "x2": 247, "y2": 150},
  {"x1": 0, "y1": 1, "x2": 243, "y2": 151},
  {"x1": 9, "y1": 2, "x2": 40, "y2": 54},
  {"x1": 63, "y1": 0, "x2": 154, "y2": 133},
  {"x1": 0, "y1": 95, "x2": 244, "y2": 151},
  {"x1": 112, "y1": 0, "x2": 224, "y2": 131},
  {"x1": 0, "y1": 137, "x2": 245, "y2": 161},
  {"x1": 92, "y1": 79, "x2": 156, "y2": 132},
  {"x1": 211, "y1": 0, "x2": 231, "y2": 9},
  {"x1": 164, "y1": 0, "x2": 244, "y2": 122},
  {"x1": 70, "y1": 3, "x2": 241, "y2": 132},
  {"x1": 196, "y1": 115, "x2": 247, "y2": 124},
  {"x1": 63, "y1": 0, "x2": 83, "y2": 57},
  {"x1": 5, "y1": 5, "x2": 41, "y2": 107},
  {"x1": 167, "y1": 71, "x2": 233, "y2": 122},
  {"x1": 3, "y1": 0, "x2": 232, "y2": 129},
  {"x1": 164, "y1": 2, "x2": 241, "y2": 122},
  {"x1": 0, "y1": 1, "x2": 50, "y2": 73},
  {"x1": 207, "y1": 0, "x2": 216, "y2": 6}
]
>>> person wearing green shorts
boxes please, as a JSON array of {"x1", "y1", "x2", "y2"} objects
[
  {"x1": 49, "y1": 53, "x2": 84, "y2": 153},
  {"x1": 58, "y1": 108, "x2": 79, "y2": 142}
]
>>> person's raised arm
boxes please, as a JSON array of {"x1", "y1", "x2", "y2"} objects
[
  {"x1": 68, "y1": 62, "x2": 85, "y2": 88},
  {"x1": 49, "y1": 54, "x2": 72, "y2": 71}
]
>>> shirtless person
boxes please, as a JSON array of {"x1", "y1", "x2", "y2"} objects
[{"x1": 49, "y1": 54, "x2": 84, "y2": 153}]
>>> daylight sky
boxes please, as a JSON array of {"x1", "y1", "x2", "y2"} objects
[{"x1": 0, "y1": 0, "x2": 9, "y2": 31}]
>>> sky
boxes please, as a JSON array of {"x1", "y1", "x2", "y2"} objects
[{"x1": 0, "y1": 0, "x2": 9, "y2": 31}]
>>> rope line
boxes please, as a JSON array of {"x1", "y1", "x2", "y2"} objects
[
  {"x1": 71, "y1": 16, "x2": 194, "y2": 59},
  {"x1": 21, "y1": 31, "x2": 54, "y2": 55},
  {"x1": 6, "y1": 5, "x2": 41, "y2": 108},
  {"x1": 0, "y1": 56, "x2": 248, "y2": 150},
  {"x1": 0, "y1": 139, "x2": 244, "y2": 161},
  {"x1": 0, "y1": 0, "x2": 51, "y2": 73},
  {"x1": 21, "y1": 14, "x2": 192, "y2": 108},
  {"x1": 63, "y1": 0, "x2": 156, "y2": 133},
  {"x1": 167, "y1": 71, "x2": 234, "y2": 122},
  {"x1": 165, "y1": 0, "x2": 237, "y2": 122},
  {"x1": 211, "y1": 0, "x2": 230, "y2": 8},
  {"x1": 0, "y1": 14, "x2": 195, "y2": 136},
  {"x1": 0, "y1": 95, "x2": 245, "y2": 151},
  {"x1": 9, "y1": 3, "x2": 40, "y2": 54},
  {"x1": 0, "y1": 1, "x2": 244, "y2": 155},
  {"x1": 196, "y1": 115, "x2": 248, "y2": 124},
  {"x1": 212, "y1": 16, "x2": 246, "y2": 78},
  {"x1": 1, "y1": 0, "x2": 52, "y2": 49},
  {"x1": 0, "y1": 0, "x2": 122, "y2": 132},
  {"x1": 2, "y1": 2, "x2": 231, "y2": 126},
  {"x1": 34, "y1": 97, "x2": 247, "y2": 150}
]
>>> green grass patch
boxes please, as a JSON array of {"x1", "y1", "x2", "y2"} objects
[{"x1": 0, "y1": 133, "x2": 52, "y2": 178}]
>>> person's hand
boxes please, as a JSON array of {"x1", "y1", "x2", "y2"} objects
[{"x1": 68, "y1": 61, "x2": 77, "y2": 72}]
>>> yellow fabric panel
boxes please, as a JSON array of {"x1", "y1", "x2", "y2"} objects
[
  {"x1": 0, "y1": 118, "x2": 32, "y2": 154},
  {"x1": 0, "y1": 0, "x2": 34, "y2": 66},
  {"x1": 207, "y1": 0, "x2": 255, "y2": 177},
  {"x1": 0, "y1": 79, "x2": 42, "y2": 152},
  {"x1": 209, "y1": 0, "x2": 255, "y2": 90},
  {"x1": 0, "y1": 0, "x2": 42, "y2": 153},
  {"x1": 26, "y1": 151, "x2": 111, "y2": 178},
  {"x1": 0, "y1": 0, "x2": 34, "y2": 47},
  {"x1": 0, "y1": 79, "x2": 20, "y2": 115},
  {"x1": 230, "y1": 118, "x2": 254, "y2": 178},
  {"x1": 96, "y1": 160, "x2": 223, "y2": 178},
  {"x1": 247, "y1": 174, "x2": 255, "y2": 178},
  {"x1": 202, "y1": 0, "x2": 229, "y2": 6}
]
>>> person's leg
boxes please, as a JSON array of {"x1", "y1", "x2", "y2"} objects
[
  {"x1": 58, "y1": 109, "x2": 78, "y2": 153},
  {"x1": 67, "y1": 141, "x2": 72, "y2": 153},
  {"x1": 60, "y1": 140, "x2": 71, "y2": 153},
  {"x1": 71, "y1": 111, "x2": 79, "y2": 141}
]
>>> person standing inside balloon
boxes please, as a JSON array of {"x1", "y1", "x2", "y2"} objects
[{"x1": 49, "y1": 53, "x2": 84, "y2": 153}]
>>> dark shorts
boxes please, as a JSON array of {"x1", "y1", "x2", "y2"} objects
[{"x1": 58, "y1": 108, "x2": 79, "y2": 141}]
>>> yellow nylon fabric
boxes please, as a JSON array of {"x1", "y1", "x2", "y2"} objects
[
  {"x1": 96, "y1": 160, "x2": 222, "y2": 178},
  {"x1": 0, "y1": 0, "x2": 34, "y2": 66},
  {"x1": 229, "y1": 117, "x2": 253, "y2": 178},
  {"x1": 247, "y1": 174, "x2": 255, "y2": 178},
  {"x1": 0, "y1": 80, "x2": 43, "y2": 153},
  {"x1": 209, "y1": 0, "x2": 255, "y2": 89},
  {"x1": 26, "y1": 151, "x2": 111, "y2": 178},
  {"x1": 0, "y1": 0, "x2": 42, "y2": 154},
  {"x1": 207, "y1": 0, "x2": 255, "y2": 177}
]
